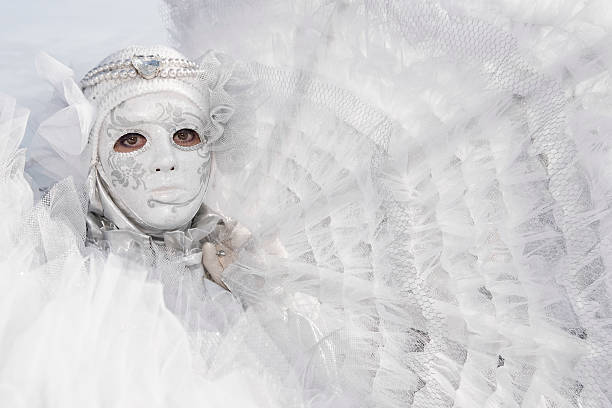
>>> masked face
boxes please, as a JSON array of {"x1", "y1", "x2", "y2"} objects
[{"x1": 97, "y1": 91, "x2": 212, "y2": 233}]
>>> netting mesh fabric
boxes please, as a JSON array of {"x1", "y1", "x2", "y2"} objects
[{"x1": 161, "y1": 0, "x2": 611, "y2": 407}]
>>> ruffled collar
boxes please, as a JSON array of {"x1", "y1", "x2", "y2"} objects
[{"x1": 86, "y1": 170, "x2": 222, "y2": 266}]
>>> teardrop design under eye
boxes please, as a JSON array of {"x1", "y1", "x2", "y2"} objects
[
  {"x1": 173, "y1": 128, "x2": 201, "y2": 147},
  {"x1": 114, "y1": 133, "x2": 147, "y2": 153}
]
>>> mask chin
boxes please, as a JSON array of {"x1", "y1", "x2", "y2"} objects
[{"x1": 128, "y1": 206, "x2": 195, "y2": 236}]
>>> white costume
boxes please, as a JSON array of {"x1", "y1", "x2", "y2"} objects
[{"x1": 1, "y1": 0, "x2": 612, "y2": 407}]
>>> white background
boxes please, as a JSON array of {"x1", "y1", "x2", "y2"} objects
[{"x1": 0, "y1": 0, "x2": 169, "y2": 119}]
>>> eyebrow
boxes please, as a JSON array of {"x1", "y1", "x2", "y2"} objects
[{"x1": 108, "y1": 102, "x2": 205, "y2": 131}]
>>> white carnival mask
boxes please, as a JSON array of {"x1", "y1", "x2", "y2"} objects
[{"x1": 96, "y1": 91, "x2": 213, "y2": 233}]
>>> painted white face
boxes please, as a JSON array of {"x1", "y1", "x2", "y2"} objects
[{"x1": 97, "y1": 91, "x2": 212, "y2": 233}]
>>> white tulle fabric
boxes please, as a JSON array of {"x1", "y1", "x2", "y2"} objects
[
  {"x1": 163, "y1": 0, "x2": 612, "y2": 407},
  {"x1": 1, "y1": 0, "x2": 611, "y2": 407}
]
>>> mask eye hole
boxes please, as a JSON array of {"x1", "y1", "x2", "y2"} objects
[
  {"x1": 173, "y1": 128, "x2": 201, "y2": 147},
  {"x1": 114, "y1": 133, "x2": 147, "y2": 152}
]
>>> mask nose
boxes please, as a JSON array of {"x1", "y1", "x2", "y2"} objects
[
  {"x1": 154, "y1": 163, "x2": 175, "y2": 172},
  {"x1": 150, "y1": 135, "x2": 177, "y2": 173}
]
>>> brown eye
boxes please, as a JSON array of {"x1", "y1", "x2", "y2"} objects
[
  {"x1": 173, "y1": 129, "x2": 201, "y2": 147},
  {"x1": 113, "y1": 133, "x2": 147, "y2": 153}
]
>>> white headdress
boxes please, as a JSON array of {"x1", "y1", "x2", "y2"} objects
[
  {"x1": 83, "y1": 45, "x2": 241, "y2": 166},
  {"x1": 30, "y1": 45, "x2": 252, "y2": 192}
]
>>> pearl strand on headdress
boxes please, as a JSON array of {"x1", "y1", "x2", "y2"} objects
[{"x1": 80, "y1": 57, "x2": 199, "y2": 88}]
